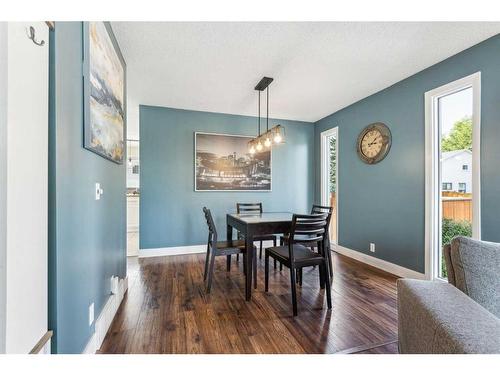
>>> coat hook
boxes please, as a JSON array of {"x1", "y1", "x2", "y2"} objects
[{"x1": 27, "y1": 26, "x2": 45, "y2": 46}]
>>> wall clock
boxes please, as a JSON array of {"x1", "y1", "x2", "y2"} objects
[{"x1": 356, "y1": 122, "x2": 392, "y2": 164}]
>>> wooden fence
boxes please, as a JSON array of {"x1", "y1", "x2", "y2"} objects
[{"x1": 442, "y1": 197, "x2": 472, "y2": 222}]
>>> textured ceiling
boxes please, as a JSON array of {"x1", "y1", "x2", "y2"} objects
[{"x1": 112, "y1": 22, "x2": 500, "y2": 123}]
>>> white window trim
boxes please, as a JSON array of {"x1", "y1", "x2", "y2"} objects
[
  {"x1": 320, "y1": 126, "x2": 338, "y2": 246},
  {"x1": 424, "y1": 72, "x2": 481, "y2": 280}
]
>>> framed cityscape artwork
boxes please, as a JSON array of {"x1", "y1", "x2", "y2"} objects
[{"x1": 194, "y1": 132, "x2": 271, "y2": 191}]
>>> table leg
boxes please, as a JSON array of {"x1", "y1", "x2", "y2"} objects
[
  {"x1": 226, "y1": 224, "x2": 233, "y2": 272},
  {"x1": 245, "y1": 232, "x2": 254, "y2": 301},
  {"x1": 253, "y1": 244, "x2": 257, "y2": 289}
]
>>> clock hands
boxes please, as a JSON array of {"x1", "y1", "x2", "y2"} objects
[{"x1": 368, "y1": 136, "x2": 381, "y2": 147}]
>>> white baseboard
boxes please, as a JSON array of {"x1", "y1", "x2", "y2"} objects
[
  {"x1": 139, "y1": 240, "x2": 277, "y2": 259},
  {"x1": 139, "y1": 244, "x2": 206, "y2": 258},
  {"x1": 82, "y1": 276, "x2": 128, "y2": 354},
  {"x1": 334, "y1": 245, "x2": 427, "y2": 280}
]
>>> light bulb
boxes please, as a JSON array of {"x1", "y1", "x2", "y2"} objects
[
  {"x1": 256, "y1": 141, "x2": 263, "y2": 151},
  {"x1": 264, "y1": 137, "x2": 271, "y2": 148},
  {"x1": 249, "y1": 146, "x2": 256, "y2": 154},
  {"x1": 274, "y1": 134, "x2": 282, "y2": 144}
]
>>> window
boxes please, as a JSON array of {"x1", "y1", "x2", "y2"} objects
[
  {"x1": 425, "y1": 72, "x2": 481, "y2": 281},
  {"x1": 442, "y1": 183, "x2": 452, "y2": 191},
  {"x1": 320, "y1": 127, "x2": 338, "y2": 245}
]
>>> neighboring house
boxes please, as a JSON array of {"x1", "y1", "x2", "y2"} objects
[{"x1": 441, "y1": 149, "x2": 472, "y2": 193}]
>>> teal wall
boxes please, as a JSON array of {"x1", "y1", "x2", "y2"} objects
[
  {"x1": 314, "y1": 34, "x2": 500, "y2": 273},
  {"x1": 140, "y1": 105, "x2": 315, "y2": 249},
  {"x1": 48, "y1": 22, "x2": 127, "y2": 353}
]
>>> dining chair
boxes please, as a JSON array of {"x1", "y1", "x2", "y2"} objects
[
  {"x1": 202, "y1": 207, "x2": 253, "y2": 293},
  {"x1": 236, "y1": 203, "x2": 277, "y2": 259},
  {"x1": 280, "y1": 204, "x2": 334, "y2": 283},
  {"x1": 265, "y1": 213, "x2": 332, "y2": 316}
]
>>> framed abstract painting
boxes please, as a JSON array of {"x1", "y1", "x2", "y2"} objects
[
  {"x1": 83, "y1": 21, "x2": 126, "y2": 164},
  {"x1": 194, "y1": 132, "x2": 272, "y2": 191}
]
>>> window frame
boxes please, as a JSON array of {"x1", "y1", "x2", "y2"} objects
[{"x1": 425, "y1": 72, "x2": 481, "y2": 280}]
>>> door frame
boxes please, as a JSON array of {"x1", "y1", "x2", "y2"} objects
[
  {"x1": 424, "y1": 72, "x2": 481, "y2": 280},
  {"x1": 320, "y1": 126, "x2": 338, "y2": 246}
]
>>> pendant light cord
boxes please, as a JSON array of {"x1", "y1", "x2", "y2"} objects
[
  {"x1": 258, "y1": 91, "x2": 261, "y2": 136},
  {"x1": 266, "y1": 87, "x2": 269, "y2": 132}
]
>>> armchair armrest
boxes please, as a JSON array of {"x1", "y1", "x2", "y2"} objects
[{"x1": 397, "y1": 279, "x2": 500, "y2": 354}]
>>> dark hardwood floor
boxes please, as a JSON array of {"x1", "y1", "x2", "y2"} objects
[{"x1": 100, "y1": 251, "x2": 399, "y2": 354}]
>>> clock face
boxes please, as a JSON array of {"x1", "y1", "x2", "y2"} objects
[
  {"x1": 361, "y1": 129, "x2": 384, "y2": 158},
  {"x1": 356, "y1": 123, "x2": 392, "y2": 164}
]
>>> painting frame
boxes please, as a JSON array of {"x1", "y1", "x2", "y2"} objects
[
  {"x1": 194, "y1": 132, "x2": 272, "y2": 192},
  {"x1": 83, "y1": 21, "x2": 127, "y2": 164}
]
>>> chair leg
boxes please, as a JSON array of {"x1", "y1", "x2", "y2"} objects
[
  {"x1": 236, "y1": 253, "x2": 239, "y2": 262},
  {"x1": 274, "y1": 258, "x2": 277, "y2": 269},
  {"x1": 259, "y1": 241, "x2": 263, "y2": 259},
  {"x1": 226, "y1": 255, "x2": 231, "y2": 272},
  {"x1": 323, "y1": 262, "x2": 332, "y2": 309},
  {"x1": 206, "y1": 252, "x2": 216, "y2": 293},
  {"x1": 319, "y1": 264, "x2": 325, "y2": 289},
  {"x1": 327, "y1": 248, "x2": 333, "y2": 278},
  {"x1": 253, "y1": 248, "x2": 257, "y2": 289},
  {"x1": 280, "y1": 262, "x2": 283, "y2": 271},
  {"x1": 203, "y1": 247, "x2": 210, "y2": 281},
  {"x1": 297, "y1": 268, "x2": 302, "y2": 286},
  {"x1": 265, "y1": 253, "x2": 270, "y2": 292},
  {"x1": 243, "y1": 253, "x2": 247, "y2": 275},
  {"x1": 290, "y1": 267, "x2": 298, "y2": 316}
]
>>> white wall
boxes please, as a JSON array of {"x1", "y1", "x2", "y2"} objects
[
  {"x1": 442, "y1": 151, "x2": 472, "y2": 193},
  {"x1": 126, "y1": 96, "x2": 140, "y2": 257},
  {"x1": 3, "y1": 22, "x2": 49, "y2": 353},
  {"x1": 127, "y1": 97, "x2": 140, "y2": 140},
  {"x1": 0, "y1": 22, "x2": 8, "y2": 354}
]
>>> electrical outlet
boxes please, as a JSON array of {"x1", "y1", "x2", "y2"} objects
[
  {"x1": 110, "y1": 275, "x2": 119, "y2": 295},
  {"x1": 95, "y1": 183, "x2": 103, "y2": 200},
  {"x1": 370, "y1": 243, "x2": 376, "y2": 253},
  {"x1": 89, "y1": 302, "x2": 94, "y2": 326}
]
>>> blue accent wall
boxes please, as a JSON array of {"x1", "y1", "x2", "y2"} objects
[
  {"x1": 48, "y1": 22, "x2": 127, "y2": 353},
  {"x1": 314, "y1": 34, "x2": 500, "y2": 273},
  {"x1": 140, "y1": 106, "x2": 314, "y2": 249}
]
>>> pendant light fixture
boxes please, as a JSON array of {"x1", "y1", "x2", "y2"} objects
[{"x1": 248, "y1": 77, "x2": 286, "y2": 154}]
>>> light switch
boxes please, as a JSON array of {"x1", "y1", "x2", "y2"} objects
[{"x1": 95, "y1": 183, "x2": 104, "y2": 200}]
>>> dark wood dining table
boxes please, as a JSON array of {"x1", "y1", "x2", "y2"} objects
[{"x1": 226, "y1": 212, "x2": 294, "y2": 301}]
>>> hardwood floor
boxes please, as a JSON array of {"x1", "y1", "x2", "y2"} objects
[{"x1": 100, "y1": 251, "x2": 399, "y2": 354}]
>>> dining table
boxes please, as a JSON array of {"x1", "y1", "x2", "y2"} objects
[{"x1": 226, "y1": 212, "x2": 294, "y2": 301}]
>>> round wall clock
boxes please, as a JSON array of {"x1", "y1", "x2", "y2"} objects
[{"x1": 356, "y1": 122, "x2": 392, "y2": 164}]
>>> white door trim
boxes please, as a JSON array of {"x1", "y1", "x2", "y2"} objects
[
  {"x1": 320, "y1": 126, "x2": 338, "y2": 245},
  {"x1": 424, "y1": 72, "x2": 481, "y2": 280}
]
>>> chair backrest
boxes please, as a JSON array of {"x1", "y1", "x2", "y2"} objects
[
  {"x1": 288, "y1": 213, "x2": 328, "y2": 262},
  {"x1": 202, "y1": 207, "x2": 218, "y2": 246},
  {"x1": 236, "y1": 202, "x2": 263, "y2": 214},
  {"x1": 311, "y1": 204, "x2": 333, "y2": 216},
  {"x1": 311, "y1": 204, "x2": 333, "y2": 245}
]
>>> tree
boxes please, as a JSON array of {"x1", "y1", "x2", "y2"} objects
[
  {"x1": 329, "y1": 137, "x2": 336, "y2": 193},
  {"x1": 441, "y1": 116, "x2": 472, "y2": 152}
]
